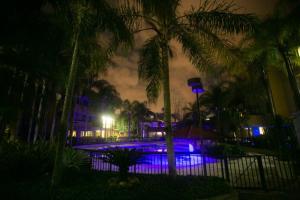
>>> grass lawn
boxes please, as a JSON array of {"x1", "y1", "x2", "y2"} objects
[{"x1": 0, "y1": 171, "x2": 232, "y2": 200}]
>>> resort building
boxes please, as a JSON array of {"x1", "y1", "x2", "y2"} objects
[{"x1": 70, "y1": 96, "x2": 121, "y2": 144}]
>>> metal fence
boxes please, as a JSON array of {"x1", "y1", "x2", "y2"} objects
[
  {"x1": 87, "y1": 151, "x2": 298, "y2": 191},
  {"x1": 72, "y1": 137, "x2": 162, "y2": 146}
]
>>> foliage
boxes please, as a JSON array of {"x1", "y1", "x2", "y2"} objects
[
  {"x1": 0, "y1": 139, "x2": 55, "y2": 180},
  {"x1": 241, "y1": 0, "x2": 300, "y2": 108},
  {"x1": 202, "y1": 143, "x2": 246, "y2": 157},
  {"x1": 0, "y1": 139, "x2": 89, "y2": 181},
  {"x1": 0, "y1": 172, "x2": 232, "y2": 200},
  {"x1": 101, "y1": 148, "x2": 143, "y2": 180},
  {"x1": 87, "y1": 79, "x2": 122, "y2": 114},
  {"x1": 62, "y1": 148, "x2": 90, "y2": 172},
  {"x1": 200, "y1": 80, "x2": 258, "y2": 137},
  {"x1": 51, "y1": 0, "x2": 133, "y2": 186},
  {"x1": 117, "y1": 100, "x2": 152, "y2": 136}
]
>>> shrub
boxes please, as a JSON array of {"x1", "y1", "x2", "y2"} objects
[
  {"x1": 0, "y1": 139, "x2": 89, "y2": 181},
  {"x1": 62, "y1": 148, "x2": 90, "y2": 172},
  {"x1": 101, "y1": 148, "x2": 142, "y2": 180},
  {"x1": 0, "y1": 139, "x2": 55, "y2": 180}
]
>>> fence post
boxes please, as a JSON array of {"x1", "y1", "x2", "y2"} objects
[
  {"x1": 257, "y1": 156, "x2": 267, "y2": 190},
  {"x1": 224, "y1": 156, "x2": 230, "y2": 182},
  {"x1": 189, "y1": 153, "x2": 192, "y2": 175},
  {"x1": 203, "y1": 155, "x2": 207, "y2": 176},
  {"x1": 160, "y1": 153, "x2": 163, "y2": 174},
  {"x1": 89, "y1": 151, "x2": 93, "y2": 170},
  {"x1": 134, "y1": 164, "x2": 136, "y2": 174}
]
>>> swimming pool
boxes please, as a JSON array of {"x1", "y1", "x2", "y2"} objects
[{"x1": 81, "y1": 139, "x2": 217, "y2": 169}]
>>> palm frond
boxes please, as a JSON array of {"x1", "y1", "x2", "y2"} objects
[
  {"x1": 183, "y1": 0, "x2": 257, "y2": 35},
  {"x1": 135, "y1": 0, "x2": 180, "y2": 22},
  {"x1": 174, "y1": 26, "x2": 214, "y2": 71},
  {"x1": 92, "y1": 0, "x2": 133, "y2": 47},
  {"x1": 138, "y1": 36, "x2": 162, "y2": 102}
]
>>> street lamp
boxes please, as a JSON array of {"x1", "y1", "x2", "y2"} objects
[{"x1": 187, "y1": 78, "x2": 205, "y2": 127}]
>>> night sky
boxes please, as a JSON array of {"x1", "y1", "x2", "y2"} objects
[{"x1": 101, "y1": 0, "x2": 278, "y2": 112}]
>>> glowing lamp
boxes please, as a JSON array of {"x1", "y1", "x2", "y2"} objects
[
  {"x1": 188, "y1": 78, "x2": 204, "y2": 94},
  {"x1": 102, "y1": 115, "x2": 114, "y2": 129},
  {"x1": 192, "y1": 85, "x2": 205, "y2": 94},
  {"x1": 298, "y1": 47, "x2": 300, "y2": 57},
  {"x1": 189, "y1": 144, "x2": 194, "y2": 152}
]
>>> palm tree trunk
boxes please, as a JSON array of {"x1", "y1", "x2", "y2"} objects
[
  {"x1": 1, "y1": 68, "x2": 17, "y2": 135},
  {"x1": 33, "y1": 79, "x2": 46, "y2": 143},
  {"x1": 27, "y1": 80, "x2": 39, "y2": 143},
  {"x1": 68, "y1": 96, "x2": 76, "y2": 146},
  {"x1": 278, "y1": 46, "x2": 300, "y2": 109},
  {"x1": 216, "y1": 108, "x2": 222, "y2": 138},
  {"x1": 261, "y1": 64, "x2": 276, "y2": 118},
  {"x1": 51, "y1": 30, "x2": 79, "y2": 187},
  {"x1": 50, "y1": 93, "x2": 61, "y2": 143},
  {"x1": 15, "y1": 73, "x2": 28, "y2": 138},
  {"x1": 161, "y1": 43, "x2": 176, "y2": 176}
]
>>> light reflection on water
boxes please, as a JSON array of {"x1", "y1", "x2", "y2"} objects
[
  {"x1": 140, "y1": 154, "x2": 216, "y2": 166},
  {"x1": 99, "y1": 140, "x2": 217, "y2": 166}
]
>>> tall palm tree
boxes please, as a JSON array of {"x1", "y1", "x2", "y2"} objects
[
  {"x1": 0, "y1": 0, "x2": 70, "y2": 142},
  {"x1": 51, "y1": 0, "x2": 132, "y2": 187},
  {"x1": 129, "y1": 0, "x2": 256, "y2": 176},
  {"x1": 243, "y1": 0, "x2": 300, "y2": 109}
]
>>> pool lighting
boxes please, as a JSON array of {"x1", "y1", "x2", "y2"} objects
[
  {"x1": 102, "y1": 115, "x2": 114, "y2": 129},
  {"x1": 189, "y1": 144, "x2": 194, "y2": 152}
]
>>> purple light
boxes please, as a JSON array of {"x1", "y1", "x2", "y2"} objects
[
  {"x1": 189, "y1": 144, "x2": 194, "y2": 152},
  {"x1": 192, "y1": 88, "x2": 205, "y2": 94}
]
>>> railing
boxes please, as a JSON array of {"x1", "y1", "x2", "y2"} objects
[{"x1": 86, "y1": 150, "x2": 299, "y2": 191}]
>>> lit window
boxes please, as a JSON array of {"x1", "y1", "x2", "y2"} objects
[{"x1": 259, "y1": 127, "x2": 265, "y2": 135}]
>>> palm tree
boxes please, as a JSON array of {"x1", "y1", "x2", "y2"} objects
[
  {"x1": 51, "y1": 0, "x2": 132, "y2": 187},
  {"x1": 121, "y1": 100, "x2": 134, "y2": 138},
  {"x1": 0, "y1": 0, "x2": 69, "y2": 141},
  {"x1": 118, "y1": 100, "x2": 151, "y2": 138},
  {"x1": 243, "y1": 0, "x2": 300, "y2": 109},
  {"x1": 129, "y1": 0, "x2": 256, "y2": 176},
  {"x1": 200, "y1": 84, "x2": 230, "y2": 137},
  {"x1": 89, "y1": 80, "x2": 122, "y2": 114}
]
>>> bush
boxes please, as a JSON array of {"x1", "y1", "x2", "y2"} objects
[
  {"x1": 0, "y1": 139, "x2": 55, "y2": 180},
  {"x1": 62, "y1": 148, "x2": 89, "y2": 172},
  {"x1": 101, "y1": 148, "x2": 143, "y2": 180},
  {"x1": 0, "y1": 139, "x2": 89, "y2": 181}
]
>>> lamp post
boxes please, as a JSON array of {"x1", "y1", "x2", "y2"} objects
[{"x1": 187, "y1": 78, "x2": 205, "y2": 127}]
